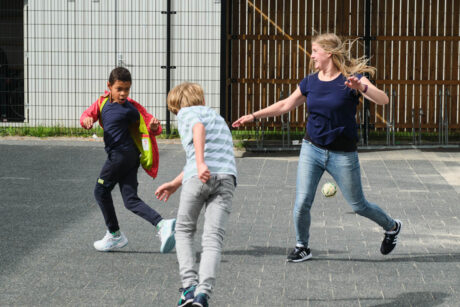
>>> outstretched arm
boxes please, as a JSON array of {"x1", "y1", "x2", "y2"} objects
[
  {"x1": 155, "y1": 172, "x2": 184, "y2": 202},
  {"x1": 232, "y1": 87, "x2": 306, "y2": 127}
]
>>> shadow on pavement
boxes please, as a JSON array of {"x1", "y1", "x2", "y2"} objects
[
  {"x1": 316, "y1": 252, "x2": 460, "y2": 263},
  {"x1": 289, "y1": 291, "x2": 449, "y2": 306},
  {"x1": 109, "y1": 250, "x2": 162, "y2": 255},
  {"x1": 370, "y1": 291, "x2": 449, "y2": 307},
  {"x1": 222, "y1": 246, "x2": 460, "y2": 265},
  {"x1": 0, "y1": 144, "x2": 105, "y2": 274},
  {"x1": 223, "y1": 246, "x2": 345, "y2": 257}
]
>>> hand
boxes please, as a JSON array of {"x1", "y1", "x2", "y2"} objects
[
  {"x1": 155, "y1": 181, "x2": 179, "y2": 202},
  {"x1": 82, "y1": 117, "x2": 94, "y2": 129},
  {"x1": 149, "y1": 117, "x2": 160, "y2": 131},
  {"x1": 232, "y1": 114, "x2": 254, "y2": 128},
  {"x1": 197, "y1": 162, "x2": 210, "y2": 183},
  {"x1": 345, "y1": 76, "x2": 365, "y2": 91}
]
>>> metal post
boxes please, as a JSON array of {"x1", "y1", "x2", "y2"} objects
[
  {"x1": 363, "y1": 0, "x2": 372, "y2": 146},
  {"x1": 359, "y1": 111, "x2": 364, "y2": 146},
  {"x1": 256, "y1": 97, "x2": 264, "y2": 150},
  {"x1": 385, "y1": 90, "x2": 390, "y2": 145},
  {"x1": 220, "y1": 0, "x2": 228, "y2": 121},
  {"x1": 392, "y1": 89, "x2": 396, "y2": 145},
  {"x1": 281, "y1": 91, "x2": 285, "y2": 147},
  {"x1": 438, "y1": 89, "x2": 443, "y2": 144},
  {"x1": 161, "y1": 1, "x2": 176, "y2": 136},
  {"x1": 418, "y1": 108, "x2": 423, "y2": 145},
  {"x1": 287, "y1": 111, "x2": 291, "y2": 148},
  {"x1": 165, "y1": 0, "x2": 171, "y2": 135},
  {"x1": 255, "y1": 120, "x2": 260, "y2": 149},
  {"x1": 25, "y1": 1, "x2": 29, "y2": 123},
  {"x1": 280, "y1": 91, "x2": 288, "y2": 148},
  {"x1": 411, "y1": 109, "x2": 415, "y2": 144},
  {"x1": 114, "y1": 0, "x2": 117, "y2": 66},
  {"x1": 445, "y1": 89, "x2": 450, "y2": 144},
  {"x1": 279, "y1": 90, "x2": 291, "y2": 149}
]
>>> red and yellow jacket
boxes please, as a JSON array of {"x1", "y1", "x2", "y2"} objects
[{"x1": 80, "y1": 91, "x2": 162, "y2": 179}]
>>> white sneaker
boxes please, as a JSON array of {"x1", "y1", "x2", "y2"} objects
[
  {"x1": 158, "y1": 219, "x2": 176, "y2": 253},
  {"x1": 94, "y1": 231, "x2": 128, "y2": 252}
]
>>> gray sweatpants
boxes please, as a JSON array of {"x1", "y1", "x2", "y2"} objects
[{"x1": 176, "y1": 174, "x2": 236, "y2": 297}]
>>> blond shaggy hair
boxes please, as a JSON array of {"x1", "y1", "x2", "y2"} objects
[
  {"x1": 309, "y1": 33, "x2": 376, "y2": 78},
  {"x1": 167, "y1": 82, "x2": 205, "y2": 115}
]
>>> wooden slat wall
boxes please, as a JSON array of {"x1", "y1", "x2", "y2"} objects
[{"x1": 229, "y1": 0, "x2": 460, "y2": 131}]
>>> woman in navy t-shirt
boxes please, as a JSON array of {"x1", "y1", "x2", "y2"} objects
[{"x1": 232, "y1": 33, "x2": 402, "y2": 262}]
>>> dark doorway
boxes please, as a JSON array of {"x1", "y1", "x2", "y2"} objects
[{"x1": 0, "y1": 0, "x2": 24, "y2": 122}]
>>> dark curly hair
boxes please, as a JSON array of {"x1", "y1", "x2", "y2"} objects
[{"x1": 108, "y1": 67, "x2": 132, "y2": 85}]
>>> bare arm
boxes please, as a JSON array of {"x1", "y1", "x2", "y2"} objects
[
  {"x1": 155, "y1": 171, "x2": 184, "y2": 202},
  {"x1": 193, "y1": 122, "x2": 210, "y2": 183},
  {"x1": 345, "y1": 76, "x2": 389, "y2": 105},
  {"x1": 232, "y1": 87, "x2": 306, "y2": 127}
]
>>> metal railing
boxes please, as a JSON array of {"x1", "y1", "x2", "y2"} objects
[{"x1": 246, "y1": 89, "x2": 460, "y2": 152}]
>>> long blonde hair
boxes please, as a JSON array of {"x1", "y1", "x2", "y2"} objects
[{"x1": 309, "y1": 33, "x2": 376, "y2": 78}]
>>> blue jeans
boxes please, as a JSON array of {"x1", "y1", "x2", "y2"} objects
[{"x1": 293, "y1": 140, "x2": 396, "y2": 247}]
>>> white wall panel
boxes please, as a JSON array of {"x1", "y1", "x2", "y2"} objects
[
  {"x1": 170, "y1": 0, "x2": 221, "y2": 116},
  {"x1": 24, "y1": 0, "x2": 221, "y2": 128}
]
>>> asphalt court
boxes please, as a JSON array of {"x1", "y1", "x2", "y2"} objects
[{"x1": 0, "y1": 138, "x2": 459, "y2": 306}]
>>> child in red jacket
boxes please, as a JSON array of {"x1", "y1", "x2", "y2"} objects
[{"x1": 81, "y1": 67, "x2": 176, "y2": 253}]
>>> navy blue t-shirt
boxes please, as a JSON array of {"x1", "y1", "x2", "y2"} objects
[
  {"x1": 299, "y1": 72, "x2": 362, "y2": 152},
  {"x1": 101, "y1": 100, "x2": 139, "y2": 153}
]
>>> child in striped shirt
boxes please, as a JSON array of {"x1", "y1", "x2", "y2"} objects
[{"x1": 155, "y1": 82, "x2": 237, "y2": 307}]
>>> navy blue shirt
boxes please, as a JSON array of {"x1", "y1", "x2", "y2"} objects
[
  {"x1": 299, "y1": 72, "x2": 362, "y2": 151},
  {"x1": 101, "y1": 100, "x2": 139, "y2": 153}
]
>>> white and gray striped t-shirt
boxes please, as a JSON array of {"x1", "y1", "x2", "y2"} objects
[{"x1": 177, "y1": 105, "x2": 237, "y2": 183}]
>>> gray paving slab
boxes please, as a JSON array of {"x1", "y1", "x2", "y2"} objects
[{"x1": 0, "y1": 138, "x2": 459, "y2": 306}]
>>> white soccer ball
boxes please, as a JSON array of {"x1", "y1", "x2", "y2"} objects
[{"x1": 321, "y1": 182, "x2": 337, "y2": 197}]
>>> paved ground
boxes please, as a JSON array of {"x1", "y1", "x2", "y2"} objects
[{"x1": 0, "y1": 138, "x2": 459, "y2": 306}]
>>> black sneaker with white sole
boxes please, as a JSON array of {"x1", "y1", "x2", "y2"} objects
[
  {"x1": 287, "y1": 246, "x2": 312, "y2": 262},
  {"x1": 380, "y1": 219, "x2": 402, "y2": 255}
]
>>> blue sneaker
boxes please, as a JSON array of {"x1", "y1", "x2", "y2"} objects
[
  {"x1": 158, "y1": 218, "x2": 176, "y2": 253},
  {"x1": 178, "y1": 285, "x2": 195, "y2": 307},
  {"x1": 192, "y1": 293, "x2": 209, "y2": 307}
]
